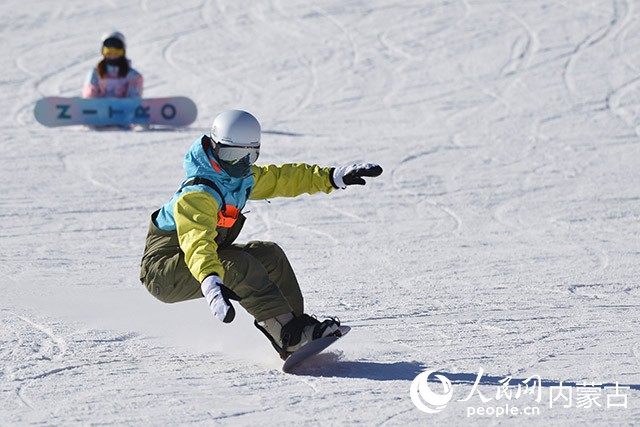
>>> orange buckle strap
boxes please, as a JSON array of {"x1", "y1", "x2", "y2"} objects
[{"x1": 217, "y1": 205, "x2": 240, "y2": 228}]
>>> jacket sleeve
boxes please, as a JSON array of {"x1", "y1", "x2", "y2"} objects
[
  {"x1": 126, "y1": 70, "x2": 143, "y2": 98},
  {"x1": 82, "y1": 69, "x2": 103, "y2": 98},
  {"x1": 250, "y1": 163, "x2": 336, "y2": 200},
  {"x1": 173, "y1": 190, "x2": 224, "y2": 282}
]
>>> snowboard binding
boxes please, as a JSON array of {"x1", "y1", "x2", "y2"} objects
[{"x1": 255, "y1": 314, "x2": 341, "y2": 360}]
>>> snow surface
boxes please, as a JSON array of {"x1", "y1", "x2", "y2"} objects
[{"x1": 2, "y1": 0, "x2": 640, "y2": 425}]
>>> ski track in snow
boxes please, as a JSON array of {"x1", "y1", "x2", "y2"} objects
[{"x1": 2, "y1": 0, "x2": 640, "y2": 425}]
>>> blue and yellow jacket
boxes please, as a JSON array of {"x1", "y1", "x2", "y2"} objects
[{"x1": 155, "y1": 136, "x2": 336, "y2": 283}]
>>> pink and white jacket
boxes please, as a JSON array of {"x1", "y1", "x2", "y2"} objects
[{"x1": 82, "y1": 63, "x2": 143, "y2": 98}]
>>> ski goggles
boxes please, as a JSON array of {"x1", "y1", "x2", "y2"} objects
[
  {"x1": 213, "y1": 142, "x2": 260, "y2": 178},
  {"x1": 102, "y1": 47, "x2": 125, "y2": 57},
  {"x1": 214, "y1": 143, "x2": 260, "y2": 165}
]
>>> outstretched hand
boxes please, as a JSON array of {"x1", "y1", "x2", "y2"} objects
[{"x1": 332, "y1": 162, "x2": 383, "y2": 189}]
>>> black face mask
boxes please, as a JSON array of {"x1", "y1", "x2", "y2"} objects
[
  {"x1": 105, "y1": 57, "x2": 125, "y2": 67},
  {"x1": 219, "y1": 154, "x2": 253, "y2": 178}
]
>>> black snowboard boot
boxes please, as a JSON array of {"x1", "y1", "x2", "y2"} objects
[{"x1": 255, "y1": 313, "x2": 340, "y2": 359}]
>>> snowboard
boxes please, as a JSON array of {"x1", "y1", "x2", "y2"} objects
[
  {"x1": 34, "y1": 96, "x2": 197, "y2": 128},
  {"x1": 282, "y1": 325, "x2": 350, "y2": 373}
]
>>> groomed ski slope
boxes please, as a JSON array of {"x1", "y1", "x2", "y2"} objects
[{"x1": 1, "y1": 1, "x2": 639, "y2": 425}]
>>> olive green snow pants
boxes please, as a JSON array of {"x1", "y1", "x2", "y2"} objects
[{"x1": 139, "y1": 213, "x2": 304, "y2": 322}]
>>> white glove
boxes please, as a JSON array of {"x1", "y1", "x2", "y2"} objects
[
  {"x1": 201, "y1": 275, "x2": 235, "y2": 323},
  {"x1": 332, "y1": 162, "x2": 383, "y2": 189}
]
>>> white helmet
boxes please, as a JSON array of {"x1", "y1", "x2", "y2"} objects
[
  {"x1": 210, "y1": 110, "x2": 261, "y2": 177},
  {"x1": 101, "y1": 31, "x2": 126, "y2": 51},
  {"x1": 211, "y1": 110, "x2": 261, "y2": 147}
]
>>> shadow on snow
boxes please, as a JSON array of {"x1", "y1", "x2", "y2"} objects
[{"x1": 288, "y1": 353, "x2": 640, "y2": 390}]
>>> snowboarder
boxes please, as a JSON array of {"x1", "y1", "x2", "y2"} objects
[
  {"x1": 82, "y1": 31, "x2": 143, "y2": 99},
  {"x1": 140, "y1": 110, "x2": 382, "y2": 359}
]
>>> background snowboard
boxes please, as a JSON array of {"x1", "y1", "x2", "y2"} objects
[
  {"x1": 34, "y1": 96, "x2": 197, "y2": 127},
  {"x1": 282, "y1": 325, "x2": 351, "y2": 373}
]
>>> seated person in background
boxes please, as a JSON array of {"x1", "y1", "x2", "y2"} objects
[{"x1": 83, "y1": 31, "x2": 143, "y2": 98}]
